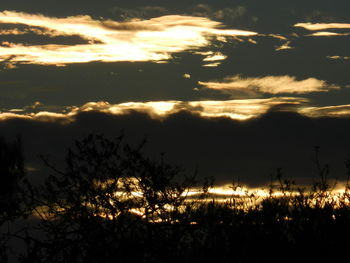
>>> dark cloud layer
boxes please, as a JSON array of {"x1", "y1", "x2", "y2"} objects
[{"x1": 1, "y1": 110, "x2": 350, "y2": 187}]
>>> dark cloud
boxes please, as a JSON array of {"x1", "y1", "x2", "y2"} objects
[{"x1": 1, "y1": 110, "x2": 350, "y2": 187}]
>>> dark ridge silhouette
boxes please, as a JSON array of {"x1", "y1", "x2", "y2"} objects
[{"x1": 1, "y1": 133, "x2": 350, "y2": 262}]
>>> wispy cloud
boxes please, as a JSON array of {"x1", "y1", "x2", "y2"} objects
[
  {"x1": 308, "y1": 32, "x2": 350, "y2": 37},
  {"x1": 326, "y1": 55, "x2": 350, "y2": 60},
  {"x1": 275, "y1": 41, "x2": 294, "y2": 51},
  {"x1": 294, "y1": 22, "x2": 350, "y2": 31},
  {"x1": 202, "y1": 52, "x2": 227, "y2": 62},
  {"x1": 268, "y1": 34, "x2": 288, "y2": 41},
  {"x1": 198, "y1": 75, "x2": 338, "y2": 96},
  {"x1": 300, "y1": 104, "x2": 350, "y2": 118},
  {"x1": 202, "y1": 62, "x2": 222, "y2": 67},
  {"x1": 0, "y1": 10, "x2": 257, "y2": 66},
  {"x1": 194, "y1": 51, "x2": 227, "y2": 67}
]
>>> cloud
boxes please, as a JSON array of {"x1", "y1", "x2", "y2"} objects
[
  {"x1": 202, "y1": 51, "x2": 227, "y2": 62},
  {"x1": 275, "y1": 41, "x2": 294, "y2": 51},
  {"x1": 326, "y1": 55, "x2": 350, "y2": 60},
  {"x1": 0, "y1": 28, "x2": 27, "y2": 35},
  {"x1": 268, "y1": 34, "x2": 288, "y2": 41},
  {"x1": 0, "y1": 97, "x2": 307, "y2": 122},
  {"x1": 7, "y1": 98, "x2": 350, "y2": 122},
  {"x1": 308, "y1": 32, "x2": 350, "y2": 37},
  {"x1": 192, "y1": 50, "x2": 227, "y2": 67},
  {"x1": 199, "y1": 75, "x2": 338, "y2": 96},
  {"x1": 202, "y1": 62, "x2": 222, "y2": 67},
  {"x1": 110, "y1": 5, "x2": 250, "y2": 25},
  {"x1": 185, "y1": 98, "x2": 305, "y2": 120},
  {"x1": 300, "y1": 104, "x2": 350, "y2": 118},
  {"x1": 0, "y1": 10, "x2": 257, "y2": 66},
  {"x1": 294, "y1": 22, "x2": 350, "y2": 31}
]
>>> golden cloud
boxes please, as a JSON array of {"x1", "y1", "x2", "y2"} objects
[
  {"x1": 185, "y1": 98, "x2": 305, "y2": 119},
  {"x1": 0, "y1": 10, "x2": 257, "y2": 65},
  {"x1": 275, "y1": 41, "x2": 293, "y2": 51},
  {"x1": 0, "y1": 28, "x2": 27, "y2": 35},
  {"x1": 202, "y1": 62, "x2": 222, "y2": 67},
  {"x1": 309, "y1": 32, "x2": 350, "y2": 37},
  {"x1": 326, "y1": 55, "x2": 350, "y2": 60},
  {"x1": 194, "y1": 51, "x2": 227, "y2": 67},
  {"x1": 202, "y1": 51, "x2": 227, "y2": 62},
  {"x1": 268, "y1": 34, "x2": 288, "y2": 41},
  {"x1": 300, "y1": 104, "x2": 350, "y2": 118},
  {"x1": 0, "y1": 97, "x2": 306, "y2": 122},
  {"x1": 198, "y1": 75, "x2": 338, "y2": 96},
  {"x1": 294, "y1": 23, "x2": 350, "y2": 31},
  {"x1": 4, "y1": 99, "x2": 350, "y2": 122}
]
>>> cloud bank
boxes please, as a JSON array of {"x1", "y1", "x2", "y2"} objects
[
  {"x1": 0, "y1": 98, "x2": 306, "y2": 122},
  {"x1": 3, "y1": 97, "x2": 350, "y2": 123}
]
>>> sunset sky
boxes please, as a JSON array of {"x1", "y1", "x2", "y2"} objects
[{"x1": 1, "y1": 0, "x2": 350, "y2": 187}]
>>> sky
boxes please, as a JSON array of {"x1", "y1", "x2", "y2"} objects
[{"x1": 0, "y1": 0, "x2": 350, "y2": 187}]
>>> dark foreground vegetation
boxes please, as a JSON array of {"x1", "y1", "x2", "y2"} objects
[{"x1": 1, "y1": 134, "x2": 350, "y2": 262}]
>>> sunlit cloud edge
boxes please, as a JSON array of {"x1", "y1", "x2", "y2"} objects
[{"x1": 2, "y1": 98, "x2": 350, "y2": 123}]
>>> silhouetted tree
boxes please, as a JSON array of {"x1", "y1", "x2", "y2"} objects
[
  {"x1": 0, "y1": 136, "x2": 25, "y2": 223},
  {"x1": 0, "y1": 136, "x2": 26, "y2": 262},
  {"x1": 30, "y1": 133, "x2": 196, "y2": 263}
]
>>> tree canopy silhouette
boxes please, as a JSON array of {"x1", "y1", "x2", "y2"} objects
[{"x1": 30, "y1": 133, "x2": 196, "y2": 262}]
